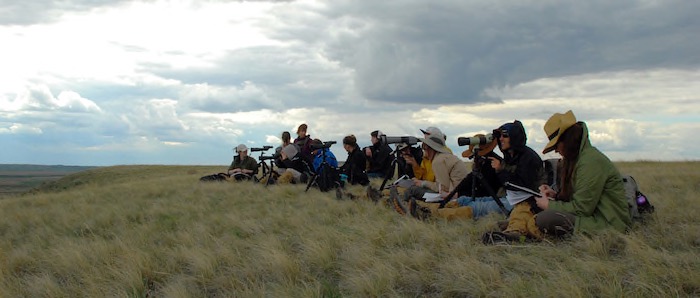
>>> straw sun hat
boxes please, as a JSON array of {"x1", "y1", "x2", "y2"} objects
[{"x1": 542, "y1": 110, "x2": 577, "y2": 154}]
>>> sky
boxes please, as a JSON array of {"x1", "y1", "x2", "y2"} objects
[{"x1": 1, "y1": 0, "x2": 699, "y2": 166}]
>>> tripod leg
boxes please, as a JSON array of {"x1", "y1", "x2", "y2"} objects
[
  {"x1": 474, "y1": 172, "x2": 509, "y2": 216},
  {"x1": 305, "y1": 173, "x2": 316, "y2": 192},
  {"x1": 379, "y1": 158, "x2": 399, "y2": 191}
]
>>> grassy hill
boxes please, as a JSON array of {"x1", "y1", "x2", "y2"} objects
[
  {"x1": 0, "y1": 164, "x2": 97, "y2": 195},
  {"x1": 0, "y1": 162, "x2": 698, "y2": 296}
]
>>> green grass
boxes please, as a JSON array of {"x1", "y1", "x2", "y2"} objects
[{"x1": 0, "y1": 163, "x2": 698, "y2": 296}]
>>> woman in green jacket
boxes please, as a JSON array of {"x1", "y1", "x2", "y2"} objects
[{"x1": 535, "y1": 111, "x2": 632, "y2": 236}]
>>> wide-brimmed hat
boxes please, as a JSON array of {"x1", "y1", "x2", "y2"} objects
[
  {"x1": 419, "y1": 135, "x2": 449, "y2": 154},
  {"x1": 461, "y1": 134, "x2": 498, "y2": 158},
  {"x1": 235, "y1": 144, "x2": 248, "y2": 152},
  {"x1": 420, "y1": 126, "x2": 445, "y2": 141},
  {"x1": 543, "y1": 110, "x2": 577, "y2": 154}
]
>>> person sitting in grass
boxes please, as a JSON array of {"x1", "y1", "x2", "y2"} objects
[
  {"x1": 340, "y1": 135, "x2": 369, "y2": 186},
  {"x1": 275, "y1": 144, "x2": 312, "y2": 184},
  {"x1": 535, "y1": 110, "x2": 632, "y2": 237},
  {"x1": 365, "y1": 130, "x2": 393, "y2": 179},
  {"x1": 389, "y1": 129, "x2": 470, "y2": 219},
  {"x1": 487, "y1": 120, "x2": 547, "y2": 240},
  {"x1": 228, "y1": 144, "x2": 259, "y2": 180},
  {"x1": 310, "y1": 139, "x2": 338, "y2": 174}
]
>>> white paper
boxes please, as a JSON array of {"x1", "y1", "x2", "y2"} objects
[
  {"x1": 391, "y1": 175, "x2": 413, "y2": 188},
  {"x1": 506, "y1": 189, "x2": 534, "y2": 205},
  {"x1": 422, "y1": 192, "x2": 443, "y2": 202}
]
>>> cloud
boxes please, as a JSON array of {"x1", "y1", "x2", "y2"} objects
[
  {"x1": 261, "y1": 0, "x2": 700, "y2": 104},
  {"x1": 0, "y1": 0, "x2": 132, "y2": 25},
  {"x1": 0, "y1": 84, "x2": 102, "y2": 113}
]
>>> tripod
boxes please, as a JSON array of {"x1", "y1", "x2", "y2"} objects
[
  {"x1": 253, "y1": 147, "x2": 276, "y2": 185},
  {"x1": 437, "y1": 147, "x2": 509, "y2": 216},
  {"x1": 379, "y1": 147, "x2": 401, "y2": 191},
  {"x1": 258, "y1": 157, "x2": 277, "y2": 186}
]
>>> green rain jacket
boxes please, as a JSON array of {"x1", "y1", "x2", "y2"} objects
[{"x1": 548, "y1": 123, "x2": 632, "y2": 234}]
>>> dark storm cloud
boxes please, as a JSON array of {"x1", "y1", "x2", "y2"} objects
[{"x1": 265, "y1": 0, "x2": 700, "y2": 104}]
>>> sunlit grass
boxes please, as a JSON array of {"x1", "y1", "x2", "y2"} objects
[{"x1": 0, "y1": 163, "x2": 698, "y2": 296}]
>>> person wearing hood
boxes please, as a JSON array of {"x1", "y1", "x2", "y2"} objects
[
  {"x1": 535, "y1": 111, "x2": 631, "y2": 236},
  {"x1": 489, "y1": 120, "x2": 547, "y2": 240}
]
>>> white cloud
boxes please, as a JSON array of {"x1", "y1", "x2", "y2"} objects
[{"x1": 0, "y1": 123, "x2": 43, "y2": 135}]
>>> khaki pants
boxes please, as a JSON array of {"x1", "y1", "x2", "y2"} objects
[{"x1": 503, "y1": 201, "x2": 543, "y2": 239}]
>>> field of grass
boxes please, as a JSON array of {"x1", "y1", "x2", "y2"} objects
[
  {"x1": 0, "y1": 162, "x2": 698, "y2": 296},
  {"x1": 0, "y1": 165, "x2": 96, "y2": 195}
]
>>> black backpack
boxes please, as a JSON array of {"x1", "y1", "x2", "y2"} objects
[
  {"x1": 199, "y1": 173, "x2": 230, "y2": 182},
  {"x1": 199, "y1": 173, "x2": 252, "y2": 182},
  {"x1": 316, "y1": 164, "x2": 341, "y2": 192},
  {"x1": 622, "y1": 175, "x2": 655, "y2": 221}
]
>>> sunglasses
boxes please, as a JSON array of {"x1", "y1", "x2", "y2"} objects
[{"x1": 492, "y1": 129, "x2": 510, "y2": 138}]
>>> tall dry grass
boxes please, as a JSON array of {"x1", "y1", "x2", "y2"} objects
[{"x1": 0, "y1": 163, "x2": 698, "y2": 297}]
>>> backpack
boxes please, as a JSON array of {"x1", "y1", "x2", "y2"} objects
[
  {"x1": 199, "y1": 172, "x2": 251, "y2": 182},
  {"x1": 316, "y1": 164, "x2": 340, "y2": 192},
  {"x1": 622, "y1": 175, "x2": 655, "y2": 221},
  {"x1": 199, "y1": 173, "x2": 231, "y2": 182}
]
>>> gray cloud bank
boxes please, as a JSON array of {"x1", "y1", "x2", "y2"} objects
[{"x1": 2, "y1": 0, "x2": 699, "y2": 165}]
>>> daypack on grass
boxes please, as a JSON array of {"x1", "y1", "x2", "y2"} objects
[
  {"x1": 316, "y1": 165, "x2": 341, "y2": 192},
  {"x1": 199, "y1": 173, "x2": 230, "y2": 182},
  {"x1": 622, "y1": 175, "x2": 655, "y2": 221},
  {"x1": 199, "y1": 173, "x2": 253, "y2": 182}
]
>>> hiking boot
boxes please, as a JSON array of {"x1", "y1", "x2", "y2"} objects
[
  {"x1": 367, "y1": 185, "x2": 381, "y2": 203},
  {"x1": 389, "y1": 187, "x2": 408, "y2": 215},
  {"x1": 497, "y1": 220, "x2": 509, "y2": 231},
  {"x1": 482, "y1": 231, "x2": 527, "y2": 245},
  {"x1": 481, "y1": 231, "x2": 510, "y2": 245}
]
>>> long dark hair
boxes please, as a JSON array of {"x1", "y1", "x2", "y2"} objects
[
  {"x1": 558, "y1": 122, "x2": 584, "y2": 201},
  {"x1": 282, "y1": 131, "x2": 291, "y2": 145}
]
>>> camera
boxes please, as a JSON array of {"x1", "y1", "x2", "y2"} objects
[
  {"x1": 250, "y1": 145, "x2": 273, "y2": 152},
  {"x1": 457, "y1": 133, "x2": 494, "y2": 147},
  {"x1": 258, "y1": 154, "x2": 275, "y2": 161},
  {"x1": 380, "y1": 135, "x2": 420, "y2": 145},
  {"x1": 311, "y1": 140, "x2": 337, "y2": 150}
]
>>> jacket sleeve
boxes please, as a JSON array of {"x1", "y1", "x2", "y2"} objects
[
  {"x1": 548, "y1": 158, "x2": 603, "y2": 215},
  {"x1": 499, "y1": 150, "x2": 542, "y2": 190}
]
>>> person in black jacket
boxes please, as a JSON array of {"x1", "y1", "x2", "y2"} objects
[
  {"x1": 340, "y1": 135, "x2": 369, "y2": 186},
  {"x1": 365, "y1": 130, "x2": 393, "y2": 179},
  {"x1": 489, "y1": 120, "x2": 546, "y2": 239}
]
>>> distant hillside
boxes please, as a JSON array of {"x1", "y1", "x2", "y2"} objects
[{"x1": 0, "y1": 164, "x2": 97, "y2": 196}]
